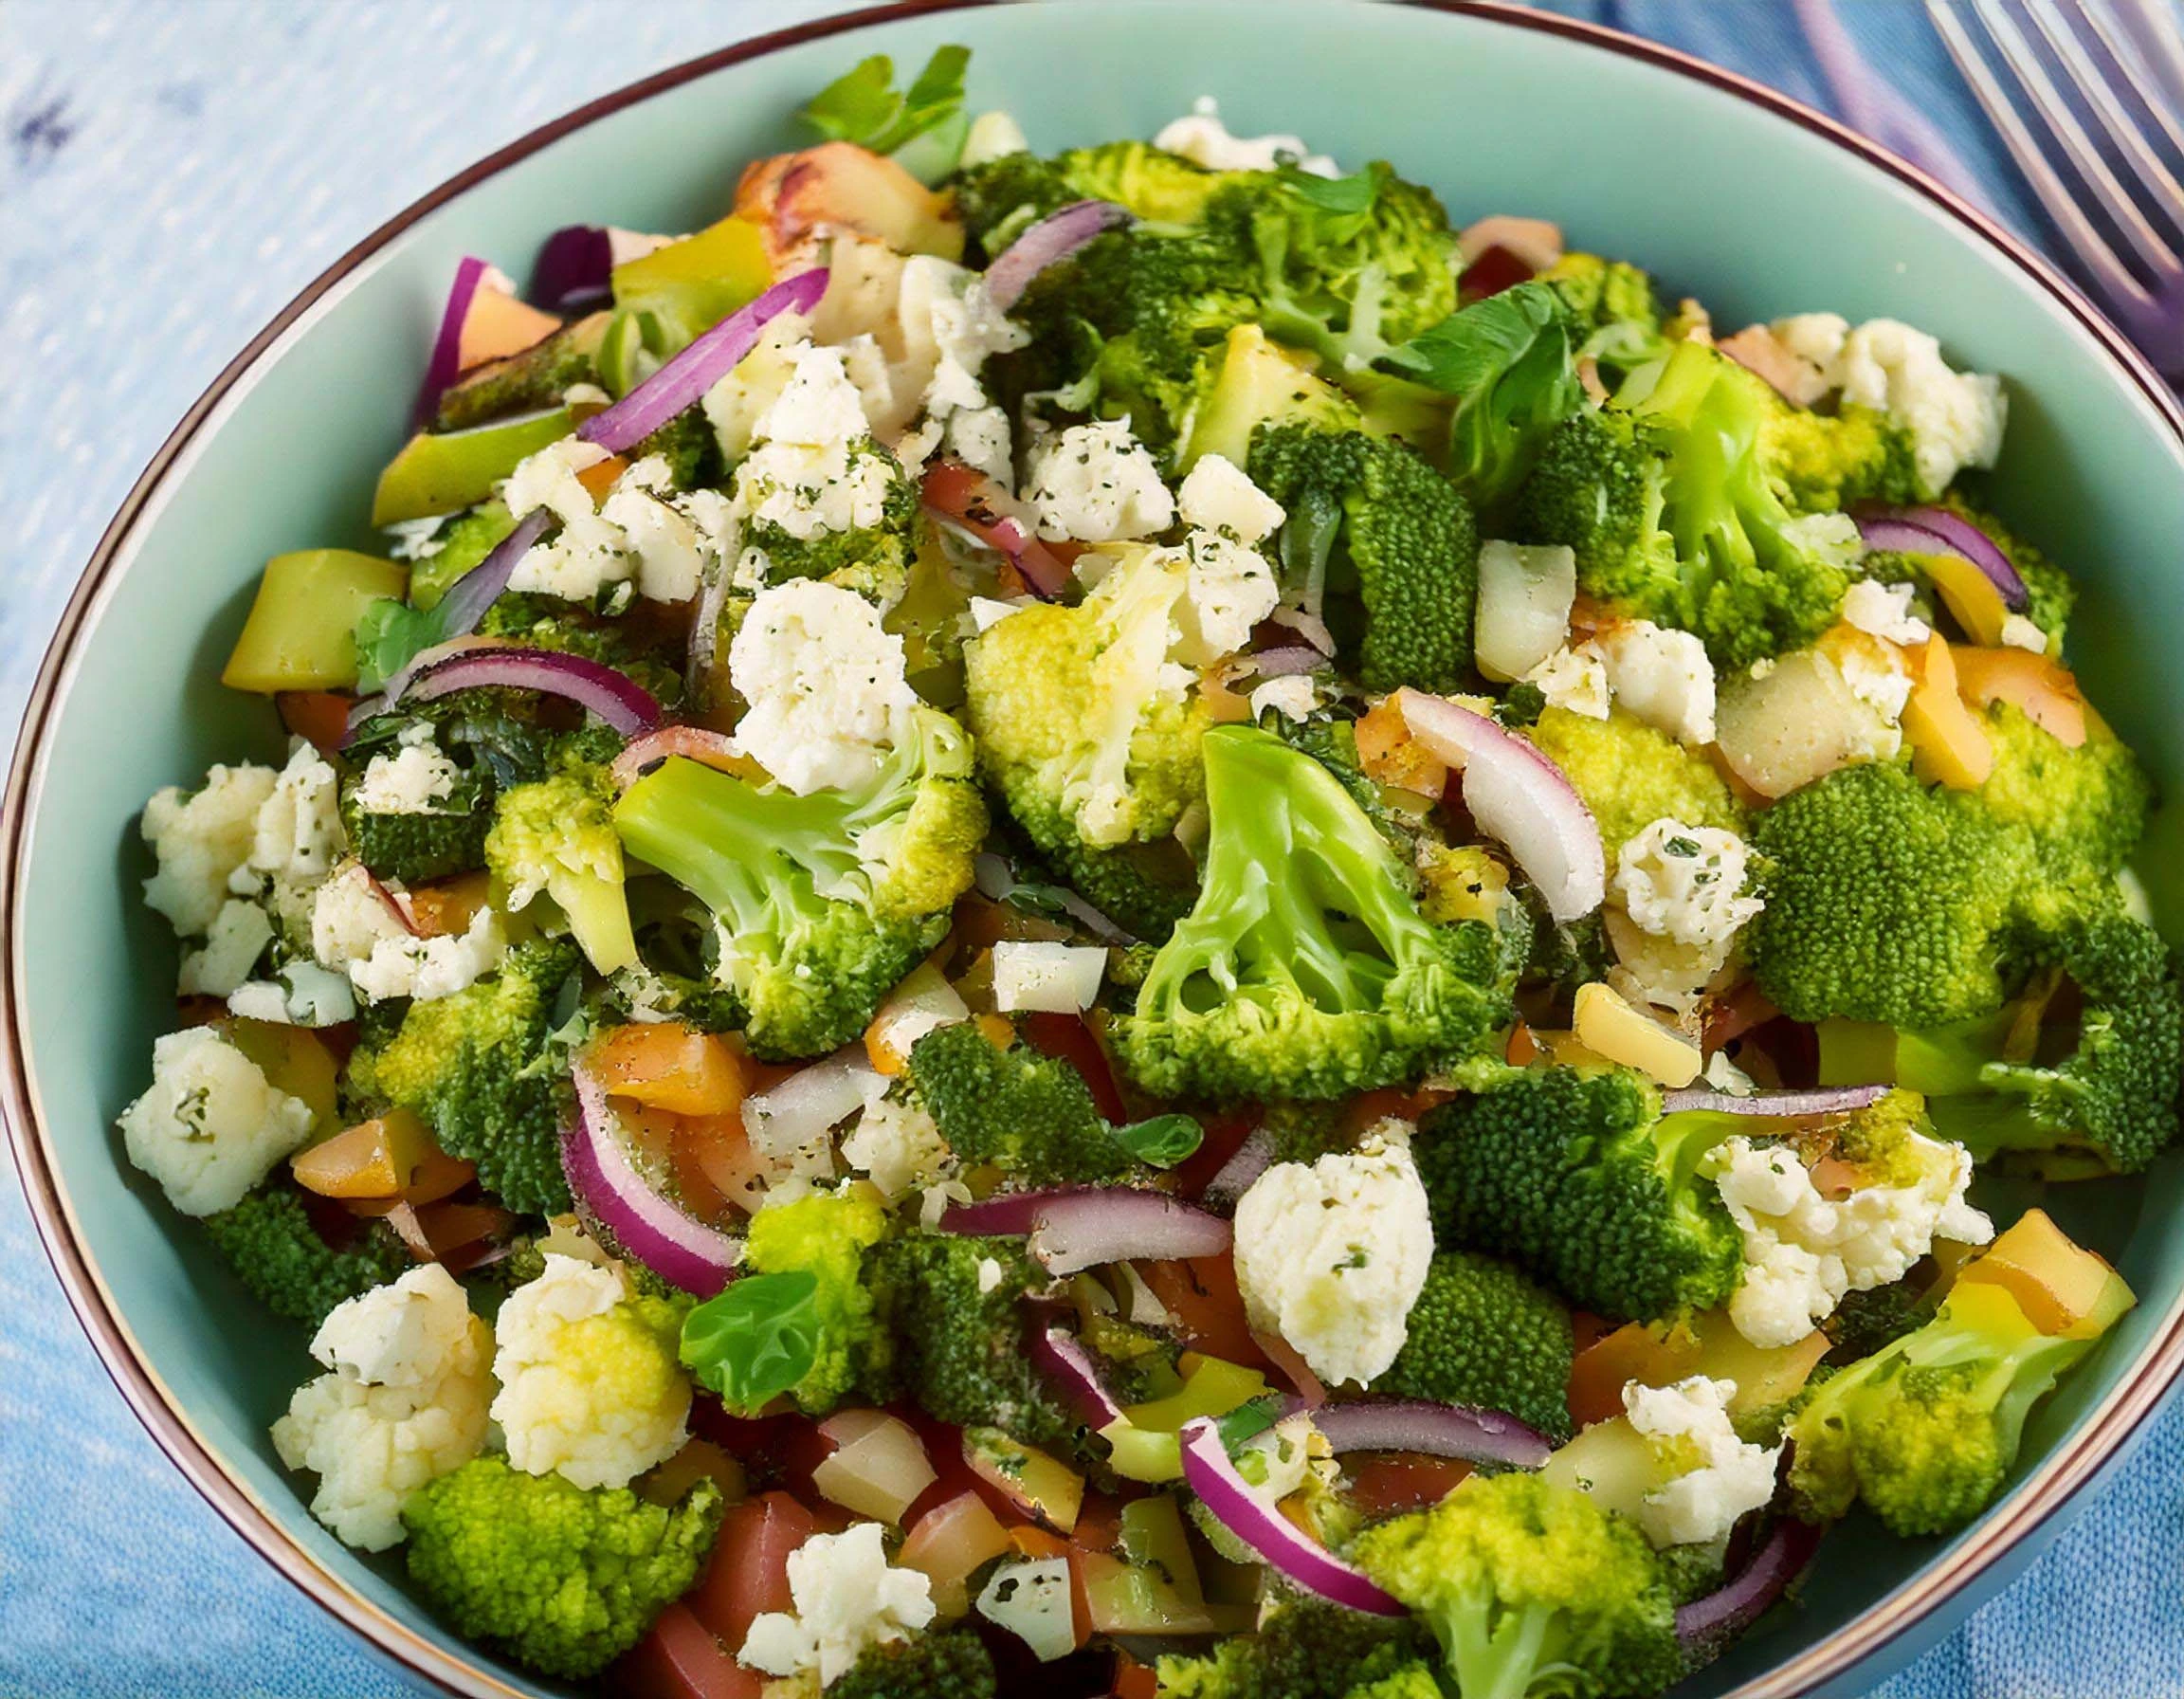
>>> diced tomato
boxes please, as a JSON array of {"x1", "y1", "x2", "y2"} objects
[
  {"x1": 591, "y1": 1023, "x2": 747, "y2": 1118},
  {"x1": 1346, "y1": 1452, "x2": 1474, "y2": 1520},
  {"x1": 1112, "y1": 1652, "x2": 1162, "y2": 1699},
  {"x1": 1138, "y1": 1256, "x2": 1272, "y2": 1371},
  {"x1": 685, "y1": 1491, "x2": 815, "y2": 1653},
  {"x1": 1171, "y1": 1110, "x2": 1255, "y2": 1202},
  {"x1": 1567, "y1": 1321, "x2": 1683, "y2": 1430},
  {"x1": 1020, "y1": 1013, "x2": 1128, "y2": 1124},
  {"x1": 276, "y1": 690, "x2": 354, "y2": 756},
  {"x1": 614, "y1": 1603, "x2": 760, "y2": 1699},
  {"x1": 920, "y1": 458, "x2": 1075, "y2": 597},
  {"x1": 1457, "y1": 244, "x2": 1537, "y2": 301}
]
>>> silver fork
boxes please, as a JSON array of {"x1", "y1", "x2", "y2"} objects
[{"x1": 1928, "y1": 0, "x2": 2184, "y2": 378}]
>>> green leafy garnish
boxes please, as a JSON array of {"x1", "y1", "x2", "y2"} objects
[
  {"x1": 1278, "y1": 161, "x2": 1380, "y2": 215},
  {"x1": 678, "y1": 1270, "x2": 821, "y2": 1413},
  {"x1": 1108, "y1": 1112, "x2": 1205, "y2": 1168},
  {"x1": 802, "y1": 45, "x2": 971, "y2": 156},
  {"x1": 1214, "y1": 1394, "x2": 1285, "y2": 1452},
  {"x1": 353, "y1": 597, "x2": 447, "y2": 694}
]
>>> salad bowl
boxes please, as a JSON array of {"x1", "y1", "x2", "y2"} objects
[{"x1": 6, "y1": 2, "x2": 2182, "y2": 1695}]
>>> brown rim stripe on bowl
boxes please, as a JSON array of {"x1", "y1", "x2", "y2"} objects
[{"x1": 3, "y1": 3, "x2": 2180, "y2": 1695}]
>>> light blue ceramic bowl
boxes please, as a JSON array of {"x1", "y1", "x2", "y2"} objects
[{"x1": 6, "y1": 3, "x2": 2182, "y2": 1694}]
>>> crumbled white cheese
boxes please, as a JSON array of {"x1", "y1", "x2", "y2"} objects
[
  {"x1": 733, "y1": 343, "x2": 905, "y2": 553},
  {"x1": 354, "y1": 740, "x2": 464, "y2": 816},
  {"x1": 841, "y1": 1095, "x2": 953, "y2": 1200},
  {"x1": 1829, "y1": 629, "x2": 1914, "y2": 734},
  {"x1": 1176, "y1": 454, "x2": 1285, "y2": 544},
  {"x1": 1622, "y1": 1376, "x2": 1784, "y2": 1549},
  {"x1": 383, "y1": 515, "x2": 447, "y2": 561},
  {"x1": 1591, "y1": 620, "x2": 1717, "y2": 746},
  {"x1": 1525, "y1": 642, "x2": 1611, "y2": 720},
  {"x1": 602, "y1": 456, "x2": 706, "y2": 603},
  {"x1": 1249, "y1": 674, "x2": 1320, "y2": 722},
  {"x1": 739, "y1": 1522, "x2": 937, "y2": 1686},
  {"x1": 976, "y1": 1257, "x2": 1005, "y2": 1295},
  {"x1": 141, "y1": 763, "x2": 278, "y2": 936},
  {"x1": 347, "y1": 906, "x2": 508, "y2": 1005},
  {"x1": 502, "y1": 437, "x2": 634, "y2": 602},
  {"x1": 118, "y1": 1026, "x2": 317, "y2": 1216},
  {"x1": 968, "y1": 595, "x2": 1030, "y2": 632},
  {"x1": 1231, "y1": 1123, "x2": 1434, "y2": 1388},
  {"x1": 227, "y1": 961, "x2": 356, "y2": 1028},
  {"x1": 991, "y1": 941, "x2": 1107, "y2": 1014},
  {"x1": 1841, "y1": 579, "x2": 1932, "y2": 649},
  {"x1": 1710, "y1": 1133, "x2": 1994, "y2": 1347},
  {"x1": 2000, "y1": 612, "x2": 2048, "y2": 653},
  {"x1": 1612, "y1": 819, "x2": 1763, "y2": 953},
  {"x1": 177, "y1": 899, "x2": 275, "y2": 997},
  {"x1": 246, "y1": 741, "x2": 344, "y2": 886},
  {"x1": 1171, "y1": 529, "x2": 1282, "y2": 666},
  {"x1": 1769, "y1": 314, "x2": 2006, "y2": 498},
  {"x1": 1025, "y1": 420, "x2": 1175, "y2": 543},
  {"x1": 727, "y1": 578, "x2": 919, "y2": 795},
  {"x1": 1154, "y1": 96, "x2": 1338, "y2": 176},
  {"x1": 310, "y1": 862, "x2": 410, "y2": 971}
]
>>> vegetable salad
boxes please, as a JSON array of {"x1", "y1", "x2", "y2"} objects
[{"x1": 119, "y1": 42, "x2": 2175, "y2": 1699}]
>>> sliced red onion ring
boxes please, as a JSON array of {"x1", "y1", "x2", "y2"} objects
[
  {"x1": 578, "y1": 269, "x2": 828, "y2": 454},
  {"x1": 921, "y1": 458, "x2": 1073, "y2": 599},
  {"x1": 610, "y1": 724, "x2": 745, "y2": 791},
  {"x1": 403, "y1": 646, "x2": 663, "y2": 736},
  {"x1": 1660, "y1": 1084, "x2": 1889, "y2": 1118},
  {"x1": 1309, "y1": 1398, "x2": 1552, "y2": 1470},
  {"x1": 1178, "y1": 1417, "x2": 1406, "y2": 1617},
  {"x1": 939, "y1": 1187, "x2": 1232, "y2": 1274},
  {"x1": 1674, "y1": 1517, "x2": 1823, "y2": 1648},
  {"x1": 984, "y1": 199, "x2": 1135, "y2": 312},
  {"x1": 416, "y1": 256, "x2": 494, "y2": 427},
  {"x1": 1853, "y1": 505, "x2": 2028, "y2": 610},
  {"x1": 561, "y1": 1064, "x2": 743, "y2": 1297},
  {"x1": 1397, "y1": 688, "x2": 1605, "y2": 923},
  {"x1": 1201, "y1": 1128, "x2": 1273, "y2": 1212},
  {"x1": 1249, "y1": 645, "x2": 1325, "y2": 679},
  {"x1": 428, "y1": 505, "x2": 552, "y2": 643},
  {"x1": 1032, "y1": 1326, "x2": 1126, "y2": 1426},
  {"x1": 531, "y1": 225, "x2": 615, "y2": 313}
]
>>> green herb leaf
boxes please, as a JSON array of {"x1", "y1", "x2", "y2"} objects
[
  {"x1": 1213, "y1": 1395, "x2": 1284, "y2": 1452},
  {"x1": 801, "y1": 45, "x2": 971, "y2": 158},
  {"x1": 352, "y1": 596, "x2": 446, "y2": 695},
  {"x1": 678, "y1": 1270, "x2": 820, "y2": 1413},
  {"x1": 1278, "y1": 161, "x2": 1381, "y2": 215},
  {"x1": 1108, "y1": 1112, "x2": 1205, "y2": 1169}
]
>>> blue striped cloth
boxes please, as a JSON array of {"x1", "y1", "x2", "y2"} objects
[{"x1": 1, "y1": 3, "x2": 2177, "y2": 1694}]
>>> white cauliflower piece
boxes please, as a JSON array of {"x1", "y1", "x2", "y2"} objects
[
  {"x1": 118, "y1": 1025, "x2": 317, "y2": 1216},
  {"x1": 1621, "y1": 1376, "x2": 1783, "y2": 1549},
  {"x1": 728, "y1": 578, "x2": 919, "y2": 795},
  {"x1": 1231, "y1": 1122, "x2": 1434, "y2": 1387},
  {"x1": 141, "y1": 762, "x2": 278, "y2": 935},
  {"x1": 1176, "y1": 454, "x2": 1285, "y2": 544},
  {"x1": 489, "y1": 1253, "x2": 690, "y2": 1490},
  {"x1": 1025, "y1": 420, "x2": 1175, "y2": 542},
  {"x1": 1171, "y1": 529, "x2": 1282, "y2": 666},
  {"x1": 1591, "y1": 620, "x2": 1717, "y2": 746},
  {"x1": 737, "y1": 1521, "x2": 937, "y2": 1687},
  {"x1": 1768, "y1": 314, "x2": 2005, "y2": 498},
  {"x1": 270, "y1": 1265, "x2": 493, "y2": 1550},
  {"x1": 246, "y1": 741, "x2": 344, "y2": 886}
]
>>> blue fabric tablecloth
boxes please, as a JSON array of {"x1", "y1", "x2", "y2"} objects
[{"x1": 2, "y1": 3, "x2": 2178, "y2": 1694}]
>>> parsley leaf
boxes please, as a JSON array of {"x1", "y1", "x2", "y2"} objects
[
  {"x1": 1108, "y1": 1112, "x2": 1205, "y2": 1169},
  {"x1": 802, "y1": 45, "x2": 971, "y2": 157},
  {"x1": 352, "y1": 597, "x2": 447, "y2": 695},
  {"x1": 678, "y1": 1270, "x2": 821, "y2": 1414}
]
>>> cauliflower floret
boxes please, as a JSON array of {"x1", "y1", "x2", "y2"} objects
[
  {"x1": 502, "y1": 437, "x2": 635, "y2": 602},
  {"x1": 1841, "y1": 579, "x2": 1932, "y2": 649},
  {"x1": 118, "y1": 1025, "x2": 318, "y2": 1216},
  {"x1": 1710, "y1": 1134, "x2": 1994, "y2": 1347},
  {"x1": 1612, "y1": 819, "x2": 1763, "y2": 955},
  {"x1": 1769, "y1": 314, "x2": 2005, "y2": 498},
  {"x1": 1025, "y1": 420, "x2": 1175, "y2": 543},
  {"x1": 177, "y1": 899, "x2": 275, "y2": 997},
  {"x1": 246, "y1": 740, "x2": 345, "y2": 886},
  {"x1": 489, "y1": 1253, "x2": 691, "y2": 1490},
  {"x1": 840, "y1": 1095, "x2": 952, "y2": 1200},
  {"x1": 270, "y1": 1265, "x2": 494, "y2": 1551},
  {"x1": 737, "y1": 1521, "x2": 937, "y2": 1687},
  {"x1": 141, "y1": 762, "x2": 278, "y2": 935},
  {"x1": 1177, "y1": 453, "x2": 1286, "y2": 544},
  {"x1": 1249, "y1": 673, "x2": 1320, "y2": 723},
  {"x1": 1621, "y1": 1376, "x2": 1783, "y2": 1549},
  {"x1": 1524, "y1": 642, "x2": 1611, "y2": 720},
  {"x1": 1591, "y1": 620, "x2": 1717, "y2": 746},
  {"x1": 728, "y1": 578, "x2": 919, "y2": 795},
  {"x1": 1231, "y1": 1121, "x2": 1435, "y2": 1388},
  {"x1": 348, "y1": 905, "x2": 508, "y2": 1005}
]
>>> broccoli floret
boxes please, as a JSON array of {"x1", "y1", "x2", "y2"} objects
[
  {"x1": 1976, "y1": 700, "x2": 2150, "y2": 877},
  {"x1": 963, "y1": 546, "x2": 1210, "y2": 924},
  {"x1": 1116, "y1": 725, "x2": 1514, "y2": 1102},
  {"x1": 1416, "y1": 1067, "x2": 1744, "y2": 1324},
  {"x1": 833, "y1": 1627, "x2": 998, "y2": 1699},
  {"x1": 1349, "y1": 1471, "x2": 1683, "y2": 1699},
  {"x1": 729, "y1": 1188, "x2": 895, "y2": 1414},
  {"x1": 485, "y1": 764, "x2": 639, "y2": 976},
  {"x1": 408, "y1": 503, "x2": 519, "y2": 612},
  {"x1": 1248, "y1": 424, "x2": 1479, "y2": 694},
  {"x1": 1825, "y1": 1279, "x2": 1937, "y2": 1366},
  {"x1": 952, "y1": 151, "x2": 1079, "y2": 255},
  {"x1": 341, "y1": 795, "x2": 490, "y2": 887},
  {"x1": 612, "y1": 708, "x2": 985, "y2": 1060},
  {"x1": 1522, "y1": 704, "x2": 1747, "y2": 858},
  {"x1": 1514, "y1": 339, "x2": 1860, "y2": 668},
  {"x1": 1376, "y1": 1250, "x2": 1576, "y2": 1441},
  {"x1": 1787, "y1": 1278, "x2": 2118, "y2": 1537},
  {"x1": 903, "y1": 1021, "x2": 1141, "y2": 1185},
  {"x1": 199, "y1": 1184, "x2": 412, "y2": 1329},
  {"x1": 434, "y1": 315, "x2": 610, "y2": 431},
  {"x1": 1758, "y1": 398, "x2": 1920, "y2": 513},
  {"x1": 862, "y1": 1232, "x2": 1078, "y2": 1455},
  {"x1": 737, "y1": 434, "x2": 923, "y2": 613},
  {"x1": 1339, "y1": 1667, "x2": 1445, "y2": 1699},
  {"x1": 1156, "y1": 1593, "x2": 1434, "y2": 1699},
  {"x1": 347, "y1": 940, "x2": 580, "y2": 1215},
  {"x1": 1541, "y1": 253, "x2": 1665, "y2": 371},
  {"x1": 401, "y1": 1455, "x2": 723, "y2": 1680}
]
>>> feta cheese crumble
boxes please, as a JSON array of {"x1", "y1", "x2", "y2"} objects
[
  {"x1": 841, "y1": 1095, "x2": 953, "y2": 1200},
  {"x1": 1770, "y1": 314, "x2": 2006, "y2": 498},
  {"x1": 354, "y1": 732, "x2": 464, "y2": 816},
  {"x1": 739, "y1": 1521, "x2": 937, "y2": 1686},
  {"x1": 1591, "y1": 620, "x2": 1717, "y2": 746},
  {"x1": 2000, "y1": 612, "x2": 2048, "y2": 653},
  {"x1": 1154, "y1": 97, "x2": 1338, "y2": 177},
  {"x1": 1612, "y1": 820, "x2": 1763, "y2": 954},
  {"x1": 1231, "y1": 1123, "x2": 1435, "y2": 1387},
  {"x1": 1025, "y1": 420, "x2": 1175, "y2": 543},
  {"x1": 728, "y1": 578, "x2": 919, "y2": 795},
  {"x1": 1249, "y1": 673, "x2": 1320, "y2": 723},
  {"x1": 1841, "y1": 579, "x2": 1932, "y2": 649},
  {"x1": 1525, "y1": 642, "x2": 1611, "y2": 720},
  {"x1": 118, "y1": 1026, "x2": 318, "y2": 1216},
  {"x1": 246, "y1": 740, "x2": 345, "y2": 886},
  {"x1": 1176, "y1": 454, "x2": 1285, "y2": 544},
  {"x1": 1621, "y1": 1376, "x2": 1784, "y2": 1549}
]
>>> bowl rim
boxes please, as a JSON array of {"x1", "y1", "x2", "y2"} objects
[{"x1": 5, "y1": 2, "x2": 2181, "y2": 1694}]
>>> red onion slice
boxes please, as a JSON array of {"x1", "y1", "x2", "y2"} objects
[
  {"x1": 1397, "y1": 688, "x2": 1605, "y2": 923},
  {"x1": 921, "y1": 458, "x2": 1073, "y2": 599},
  {"x1": 1674, "y1": 1517, "x2": 1823, "y2": 1648},
  {"x1": 1309, "y1": 1398, "x2": 1551, "y2": 1470},
  {"x1": 1177, "y1": 1417, "x2": 1407, "y2": 1617},
  {"x1": 939, "y1": 1187, "x2": 1232, "y2": 1274},
  {"x1": 416, "y1": 256, "x2": 494, "y2": 427},
  {"x1": 1032, "y1": 1326, "x2": 1126, "y2": 1426},
  {"x1": 561, "y1": 1064, "x2": 744, "y2": 1297},
  {"x1": 578, "y1": 269, "x2": 828, "y2": 454},
  {"x1": 610, "y1": 724, "x2": 745, "y2": 791},
  {"x1": 1853, "y1": 505, "x2": 2028, "y2": 610},
  {"x1": 531, "y1": 225, "x2": 616, "y2": 313},
  {"x1": 403, "y1": 646, "x2": 663, "y2": 736},
  {"x1": 1200, "y1": 1128, "x2": 1273, "y2": 1212},
  {"x1": 983, "y1": 199, "x2": 1135, "y2": 312},
  {"x1": 1659, "y1": 1084, "x2": 1890, "y2": 1118}
]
